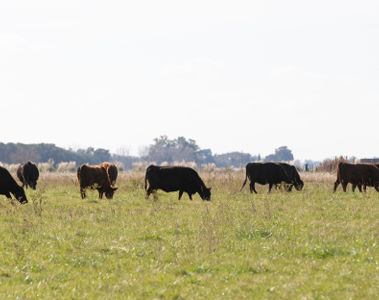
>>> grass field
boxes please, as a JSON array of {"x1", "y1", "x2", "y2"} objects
[{"x1": 0, "y1": 171, "x2": 378, "y2": 299}]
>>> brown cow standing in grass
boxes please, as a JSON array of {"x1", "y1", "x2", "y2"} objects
[
  {"x1": 101, "y1": 162, "x2": 118, "y2": 185},
  {"x1": 77, "y1": 164, "x2": 118, "y2": 199},
  {"x1": 333, "y1": 162, "x2": 379, "y2": 192},
  {"x1": 362, "y1": 164, "x2": 379, "y2": 192}
]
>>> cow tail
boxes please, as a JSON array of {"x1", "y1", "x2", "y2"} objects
[
  {"x1": 76, "y1": 165, "x2": 82, "y2": 186},
  {"x1": 144, "y1": 172, "x2": 148, "y2": 191},
  {"x1": 336, "y1": 162, "x2": 342, "y2": 182},
  {"x1": 76, "y1": 165, "x2": 81, "y2": 180},
  {"x1": 240, "y1": 170, "x2": 248, "y2": 191}
]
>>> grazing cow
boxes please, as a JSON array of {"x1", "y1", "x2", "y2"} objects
[
  {"x1": 240, "y1": 162, "x2": 300, "y2": 193},
  {"x1": 17, "y1": 161, "x2": 39, "y2": 190},
  {"x1": 101, "y1": 162, "x2": 118, "y2": 185},
  {"x1": 277, "y1": 163, "x2": 304, "y2": 191},
  {"x1": 333, "y1": 162, "x2": 379, "y2": 192},
  {"x1": 0, "y1": 166, "x2": 27, "y2": 204},
  {"x1": 77, "y1": 164, "x2": 118, "y2": 199},
  {"x1": 362, "y1": 164, "x2": 379, "y2": 192},
  {"x1": 144, "y1": 165, "x2": 211, "y2": 201}
]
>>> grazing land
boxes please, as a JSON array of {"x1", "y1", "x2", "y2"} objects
[{"x1": 0, "y1": 171, "x2": 377, "y2": 299}]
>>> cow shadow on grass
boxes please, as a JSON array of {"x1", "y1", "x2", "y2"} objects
[{"x1": 86, "y1": 199, "x2": 99, "y2": 204}]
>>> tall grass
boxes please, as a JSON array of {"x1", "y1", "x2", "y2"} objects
[{"x1": 0, "y1": 170, "x2": 377, "y2": 299}]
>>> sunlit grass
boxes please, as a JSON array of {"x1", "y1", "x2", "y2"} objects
[{"x1": 0, "y1": 171, "x2": 377, "y2": 299}]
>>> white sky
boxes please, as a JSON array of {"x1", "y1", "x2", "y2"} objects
[{"x1": 0, "y1": 0, "x2": 378, "y2": 161}]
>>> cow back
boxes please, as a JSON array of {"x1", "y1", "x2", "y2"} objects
[
  {"x1": 77, "y1": 164, "x2": 112, "y2": 189},
  {"x1": 145, "y1": 165, "x2": 210, "y2": 199},
  {"x1": 337, "y1": 162, "x2": 379, "y2": 186},
  {"x1": 246, "y1": 162, "x2": 291, "y2": 185}
]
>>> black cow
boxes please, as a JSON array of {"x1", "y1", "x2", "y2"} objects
[
  {"x1": 277, "y1": 163, "x2": 304, "y2": 191},
  {"x1": 17, "y1": 161, "x2": 39, "y2": 190},
  {"x1": 240, "y1": 162, "x2": 300, "y2": 193},
  {"x1": 363, "y1": 164, "x2": 379, "y2": 192},
  {"x1": 144, "y1": 165, "x2": 211, "y2": 201},
  {"x1": 0, "y1": 166, "x2": 28, "y2": 204}
]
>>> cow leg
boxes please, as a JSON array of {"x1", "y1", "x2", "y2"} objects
[
  {"x1": 250, "y1": 182, "x2": 257, "y2": 194},
  {"x1": 333, "y1": 180, "x2": 340, "y2": 192},
  {"x1": 342, "y1": 182, "x2": 348, "y2": 192},
  {"x1": 357, "y1": 184, "x2": 362, "y2": 192},
  {"x1": 98, "y1": 190, "x2": 103, "y2": 199},
  {"x1": 178, "y1": 190, "x2": 183, "y2": 200},
  {"x1": 80, "y1": 188, "x2": 86, "y2": 199},
  {"x1": 5, "y1": 192, "x2": 12, "y2": 199},
  {"x1": 352, "y1": 184, "x2": 356, "y2": 192},
  {"x1": 268, "y1": 183, "x2": 273, "y2": 193},
  {"x1": 363, "y1": 185, "x2": 367, "y2": 192},
  {"x1": 187, "y1": 193, "x2": 193, "y2": 200},
  {"x1": 22, "y1": 176, "x2": 27, "y2": 189},
  {"x1": 145, "y1": 187, "x2": 154, "y2": 200}
]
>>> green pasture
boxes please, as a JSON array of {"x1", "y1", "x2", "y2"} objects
[{"x1": 0, "y1": 172, "x2": 377, "y2": 299}]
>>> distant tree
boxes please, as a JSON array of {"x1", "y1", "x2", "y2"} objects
[
  {"x1": 196, "y1": 149, "x2": 214, "y2": 165},
  {"x1": 93, "y1": 148, "x2": 111, "y2": 163},
  {"x1": 0, "y1": 143, "x2": 112, "y2": 167},
  {"x1": 115, "y1": 146, "x2": 131, "y2": 156},
  {"x1": 213, "y1": 152, "x2": 257, "y2": 168},
  {"x1": 264, "y1": 146, "x2": 294, "y2": 162},
  {"x1": 145, "y1": 136, "x2": 200, "y2": 164},
  {"x1": 111, "y1": 154, "x2": 142, "y2": 170}
]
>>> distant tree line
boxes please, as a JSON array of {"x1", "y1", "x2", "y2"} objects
[
  {"x1": 0, "y1": 138, "x2": 295, "y2": 170},
  {"x1": 0, "y1": 143, "x2": 111, "y2": 166},
  {"x1": 139, "y1": 136, "x2": 294, "y2": 168}
]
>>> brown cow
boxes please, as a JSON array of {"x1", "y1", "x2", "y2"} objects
[
  {"x1": 333, "y1": 162, "x2": 379, "y2": 192},
  {"x1": 77, "y1": 164, "x2": 118, "y2": 199},
  {"x1": 363, "y1": 164, "x2": 379, "y2": 192},
  {"x1": 101, "y1": 162, "x2": 118, "y2": 185}
]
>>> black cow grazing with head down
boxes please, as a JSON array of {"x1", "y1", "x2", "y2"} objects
[
  {"x1": 334, "y1": 162, "x2": 379, "y2": 192},
  {"x1": 77, "y1": 164, "x2": 118, "y2": 199},
  {"x1": 240, "y1": 162, "x2": 301, "y2": 193},
  {"x1": 0, "y1": 166, "x2": 28, "y2": 204},
  {"x1": 144, "y1": 165, "x2": 211, "y2": 201},
  {"x1": 17, "y1": 161, "x2": 39, "y2": 190},
  {"x1": 277, "y1": 163, "x2": 304, "y2": 191}
]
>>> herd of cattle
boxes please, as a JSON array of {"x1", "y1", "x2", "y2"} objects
[{"x1": 0, "y1": 161, "x2": 378, "y2": 204}]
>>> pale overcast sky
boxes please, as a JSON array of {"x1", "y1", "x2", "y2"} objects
[{"x1": 0, "y1": 0, "x2": 378, "y2": 161}]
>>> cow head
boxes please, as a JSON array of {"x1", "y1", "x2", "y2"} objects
[
  {"x1": 200, "y1": 186, "x2": 211, "y2": 201},
  {"x1": 14, "y1": 186, "x2": 28, "y2": 204},
  {"x1": 105, "y1": 186, "x2": 118, "y2": 199},
  {"x1": 29, "y1": 180, "x2": 38, "y2": 190},
  {"x1": 293, "y1": 179, "x2": 304, "y2": 191}
]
